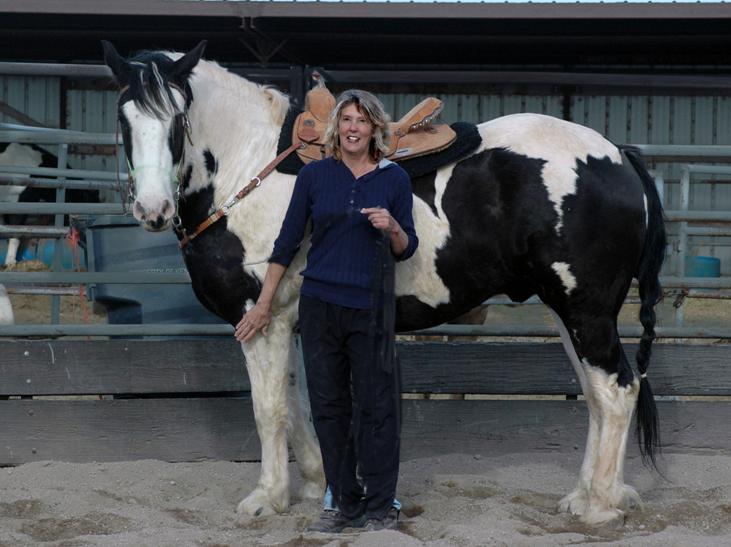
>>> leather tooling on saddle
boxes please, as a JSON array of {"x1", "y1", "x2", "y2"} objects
[{"x1": 276, "y1": 83, "x2": 482, "y2": 179}]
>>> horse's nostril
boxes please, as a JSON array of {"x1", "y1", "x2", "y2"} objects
[
  {"x1": 133, "y1": 201, "x2": 146, "y2": 221},
  {"x1": 161, "y1": 198, "x2": 175, "y2": 219}
]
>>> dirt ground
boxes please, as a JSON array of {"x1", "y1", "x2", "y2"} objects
[
  {"x1": 3, "y1": 264, "x2": 729, "y2": 545},
  {"x1": 0, "y1": 451, "x2": 728, "y2": 546}
]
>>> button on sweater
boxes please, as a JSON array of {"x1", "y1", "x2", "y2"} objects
[{"x1": 270, "y1": 157, "x2": 418, "y2": 309}]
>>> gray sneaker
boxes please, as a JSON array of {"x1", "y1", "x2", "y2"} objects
[
  {"x1": 362, "y1": 507, "x2": 399, "y2": 531},
  {"x1": 306, "y1": 510, "x2": 356, "y2": 533}
]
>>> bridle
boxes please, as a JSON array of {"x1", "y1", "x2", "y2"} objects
[
  {"x1": 114, "y1": 81, "x2": 192, "y2": 220},
  {"x1": 115, "y1": 78, "x2": 309, "y2": 251}
]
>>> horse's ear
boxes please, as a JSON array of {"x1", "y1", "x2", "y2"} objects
[
  {"x1": 102, "y1": 40, "x2": 130, "y2": 84},
  {"x1": 171, "y1": 40, "x2": 207, "y2": 82}
]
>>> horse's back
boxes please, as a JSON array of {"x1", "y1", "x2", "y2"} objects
[{"x1": 397, "y1": 113, "x2": 650, "y2": 329}]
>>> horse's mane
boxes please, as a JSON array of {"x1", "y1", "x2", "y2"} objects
[
  {"x1": 162, "y1": 52, "x2": 290, "y2": 128},
  {"x1": 124, "y1": 51, "x2": 183, "y2": 119}
]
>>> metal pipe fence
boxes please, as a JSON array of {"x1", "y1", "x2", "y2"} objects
[
  {"x1": 0, "y1": 175, "x2": 122, "y2": 191},
  {"x1": 2, "y1": 125, "x2": 731, "y2": 338}
]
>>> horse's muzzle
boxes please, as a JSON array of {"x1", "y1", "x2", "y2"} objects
[{"x1": 133, "y1": 198, "x2": 175, "y2": 232}]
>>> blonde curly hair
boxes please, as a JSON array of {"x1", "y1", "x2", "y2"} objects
[{"x1": 324, "y1": 89, "x2": 391, "y2": 162}]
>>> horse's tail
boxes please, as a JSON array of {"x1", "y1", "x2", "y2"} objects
[{"x1": 622, "y1": 145, "x2": 667, "y2": 469}]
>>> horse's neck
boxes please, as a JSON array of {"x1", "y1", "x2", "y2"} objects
[{"x1": 184, "y1": 63, "x2": 286, "y2": 204}]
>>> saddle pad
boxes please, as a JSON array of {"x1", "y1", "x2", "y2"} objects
[
  {"x1": 396, "y1": 121, "x2": 482, "y2": 179},
  {"x1": 276, "y1": 106, "x2": 309, "y2": 175}
]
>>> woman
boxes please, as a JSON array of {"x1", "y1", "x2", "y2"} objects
[{"x1": 235, "y1": 89, "x2": 418, "y2": 532}]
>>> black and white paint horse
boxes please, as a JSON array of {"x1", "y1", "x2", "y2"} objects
[
  {"x1": 0, "y1": 142, "x2": 100, "y2": 266},
  {"x1": 0, "y1": 142, "x2": 99, "y2": 324},
  {"x1": 103, "y1": 41, "x2": 666, "y2": 526}
]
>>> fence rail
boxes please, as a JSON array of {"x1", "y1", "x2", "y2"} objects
[
  {"x1": 2, "y1": 68, "x2": 731, "y2": 465},
  {"x1": 3, "y1": 125, "x2": 731, "y2": 336},
  {"x1": 1, "y1": 322, "x2": 731, "y2": 339}
]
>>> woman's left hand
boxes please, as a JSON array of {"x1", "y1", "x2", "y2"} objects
[{"x1": 361, "y1": 207, "x2": 399, "y2": 234}]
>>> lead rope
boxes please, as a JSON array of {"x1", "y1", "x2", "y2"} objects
[
  {"x1": 177, "y1": 140, "x2": 306, "y2": 249},
  {"x1": 114, "y1": 121, "x2": 130, "y2": 215}
]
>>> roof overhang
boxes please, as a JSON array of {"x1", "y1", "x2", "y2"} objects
[{"x1": 3, "y1": 0, "x2": 731, "y2": 19}]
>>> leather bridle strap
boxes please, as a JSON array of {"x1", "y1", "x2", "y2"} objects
[{"x1": 177, "y1": 140, "x2": 306, "y2": 249}]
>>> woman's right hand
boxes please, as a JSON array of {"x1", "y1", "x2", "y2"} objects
[{"x1": 235, "y1": 302, "x2": 271, "y2": 343}]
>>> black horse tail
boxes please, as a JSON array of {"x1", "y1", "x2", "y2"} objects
[{"x1": 621, "y1": 145, "x2": 667, "y2": 468}]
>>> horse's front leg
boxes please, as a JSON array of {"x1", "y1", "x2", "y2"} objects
[
  {"x1": 237, "y1": 318, "x2": 293, "y2": 516},
  {"x1": 286, "y1": 336, "x2": 325, "y2": 500}
]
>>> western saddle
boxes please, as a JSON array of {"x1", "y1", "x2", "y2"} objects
[{"x1": 294, "y1": 79, "x2": 456, "y2": 164}]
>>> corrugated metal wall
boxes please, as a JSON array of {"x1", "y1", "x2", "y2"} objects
[
  {"x1": 65, "y1": 87, "x2": 119, "y2": 173},
  {"x1": 2, "y1": 76, "x2": 730, "y2": 273},
  {"x1": 0, "y1": 76, "x2": 61, "y2": 127}
]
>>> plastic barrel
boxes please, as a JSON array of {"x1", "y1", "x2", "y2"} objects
[
  {"x1": 685, "y1": 255, "x2": 721, "y2": 278},
  {"x1": 86, "y1": 215, "x2": 225, "y2": 326}
]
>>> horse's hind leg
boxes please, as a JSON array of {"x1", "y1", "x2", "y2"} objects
[
  {"x1": 286, "y1": 336, "x2": 325, "y2": 500},
  {"x1": 237, "y1": 319, "x2": 293, "y2": 516},
  {"x1": 584, "y1": 360, "x2": 641, "y2": 522},
  {"x1": 551, "y1": 309, "x2": 641, "y2": 524},
  {"x1": 549, "y1": 310, "x2": 599, "y2": 517}
]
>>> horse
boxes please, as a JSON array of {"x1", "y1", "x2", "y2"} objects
[
  {"x1": 102, "y1": 40, "x2": 666, "y2": 526},
  {"x1": 0, "y1": 142, "x2": 100, "y2": 266}
]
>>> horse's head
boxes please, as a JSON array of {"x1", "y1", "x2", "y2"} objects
[{"x1": 102, "y1": 40, "x2": 206, "y2": 231}]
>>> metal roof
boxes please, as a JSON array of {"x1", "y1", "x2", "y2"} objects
[
  {"x1": 3, "y1": 0, "x2": 731, "y2": 19},
  {"x1": 2, "y1": 0, "x2": 731, "y2": 69}
]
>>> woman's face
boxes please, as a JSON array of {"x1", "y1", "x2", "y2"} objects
[{"x1": 338, "y1": 103, "x2": 374, "y2": 160}]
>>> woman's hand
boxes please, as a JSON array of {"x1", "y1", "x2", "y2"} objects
[
  {"x1": 235, "y1": 302, "x2": 271, "y2": 342},
  {"x1": 362, "y1": 207, "x2": 408, "y2": 255},
  {"x1": 361, "y1": 207, "x2": 399, "y2": 234}
]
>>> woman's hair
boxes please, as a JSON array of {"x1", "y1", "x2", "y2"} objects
[{"x1": 325, "y1": 89, "x2": 391, "y2": 162}]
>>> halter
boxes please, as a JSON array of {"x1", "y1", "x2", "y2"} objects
[
  {"x1": 114, "y1": 81, "x2": 192, "y2": 218},
  {"x1": 115, "y1": 76, "x2": 310, "y2": 251}
]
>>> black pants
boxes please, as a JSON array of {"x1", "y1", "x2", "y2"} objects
[{"x1": 299, "y1": 294, "x2": 400, "y2": 520}]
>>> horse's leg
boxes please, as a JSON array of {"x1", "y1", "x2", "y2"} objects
[
  {"x1": 583, "y1": 358, "x2": 642, "y2": 524},
  {"x1": 572, "y1": 316, "x2": 641, "y2": 525},
  {"x1": 4, "y1": 237, "x2": 19, "y2": 266},
  {"x1": 548, "y1": 309, "x2": 599, "y2": 517},
  {"x1": 286, "y1": 336, "x2": 325, "y2": 500},
  {"x1": 237, "y1": 318, "x2": 293, "y2": 516}
]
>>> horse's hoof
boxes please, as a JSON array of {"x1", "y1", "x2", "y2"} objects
[
  {"x1": 558, "y1": 488, "x2": 588, "y2": 516},
  {"x1": 236, "y1": 488, "x2": 284, "y2": 516},
  {"x1": 300, "y1": 479, "x2": 324, "y2": 501},
  {"x1": 613, "y1": 484, "x2": 642, "y2": 511}
]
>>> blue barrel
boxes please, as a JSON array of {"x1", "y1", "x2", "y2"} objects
[
  {"x1": 20, "y1": 239, "x2": 80, "y2": 269},
  {"x1": 685, "y1": 255, "x2": 721, "y2": 277},
  {"x1": 86, "y1": 215, "x2": 226, "y2": 326}
]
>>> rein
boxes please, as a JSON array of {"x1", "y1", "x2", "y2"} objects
[
  {"x1": 176, "y1": 140, "x2": 305, "y2": 249},
  {"x1": 115, "y1": 78, "x2": 307, "y2": 251}
]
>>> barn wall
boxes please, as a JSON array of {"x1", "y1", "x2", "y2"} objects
[
  {"x1": 0, "y1": 75, "x2": 61, "y2": 128},
  {"x1": 2, "y1": 75, "x2": 731, "y2": 273}
]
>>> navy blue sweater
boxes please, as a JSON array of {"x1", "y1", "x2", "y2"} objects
[{"x1": 270, "y1": 157, "x2": 418, "y2": 309}]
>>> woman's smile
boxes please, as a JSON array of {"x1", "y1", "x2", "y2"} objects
[{"x1": 339, "y1": 104, "x2": 374, "y2": 158}]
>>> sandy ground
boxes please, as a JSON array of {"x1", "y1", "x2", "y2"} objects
[
  {"x1": 3, "y1": 266, "x2": 730, "y2": 545},
  {"x1": 0, "y1": 451, "x2": 728, "y2": 546}
]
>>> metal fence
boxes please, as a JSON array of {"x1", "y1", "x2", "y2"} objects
[{"x1": 1, "y1": 124, "x2": 731, "y2": 338}]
